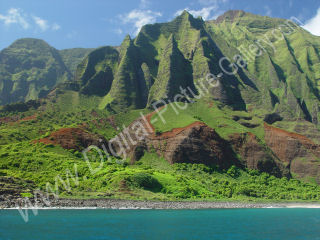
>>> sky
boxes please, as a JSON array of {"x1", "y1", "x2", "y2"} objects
[{"x1": 0, "y1": 0, "x2": 319, "y2": 50}]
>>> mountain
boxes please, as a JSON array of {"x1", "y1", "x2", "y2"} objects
[
  {"x1": 0, "y1": 38, "x2": 70, "y2": 105},
  {"x1": 1, "y1": 11, "x2": 320, "y2": 204},
  {"x1": 59, "y1": 48, "x2": 93, "y2": 74},
  {"x1": 207, "y1": 10, "x2": 320, "y2": 124},
  {"x1": 0, "y1": 38, "x2": 93, "y2": 105},
  {"x1": 75, "y1": 10, "x2": 319, "y2": 126}
]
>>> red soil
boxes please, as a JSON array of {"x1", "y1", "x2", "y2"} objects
[
  {"x1": 264, "y1": 123, "x2": 315, "y2": 145},
  {"x1": 151, "y1": 121, "x2": 206, "y2": 140},
  {"x1": 0, "y1": 114, "x2": 37, "y2": 124},
  {"x1": 106, "y1": 116, "x2": 117, "y2": 129},
  {"x1": 20, "y1": 114, "x2": 37, "y2": 122},
  {"x1": 37, "y1": 128, "x2": 80, "y2": 147},
  {"x1": 144, "y1": 106, "x2": 205, "y2": 139},
  {"x1": 264, "y1": 123, "x2": 320, "y2": 159},
  {"x1": 36, "y1": 127, "x2": 105, "y2": 150},
  {"x1": 0, "y1": 116, "x2": 20, "y2": 124}
]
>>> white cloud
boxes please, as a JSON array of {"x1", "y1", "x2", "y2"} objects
[
  {"x1": 115, "y1": 28, "x2": 123, "y2": 35},
  {"x1": 303, "y1": 7, "x2": 320, "y2": 36},
  {"x1": 32, "y1": 16, "x2": 49, "y2": 31},
  {"x1": 175, "y1": 0, "x2": 228, "y2": 21},
  {"x1": 139, "y1": 0, "x2": 150, "y2": 9},
  {"x1": 175, "y1": 6, "x2": 219, "y2": 20},
  {"x1": 119, "y1": 9, "x2": 162, "y2": 35},
  {"x1": 66, "y1": 30, "x2": 77, "y2": 39},
  {"x1": 264, "y1": 6, "x2": 272, "y2": 17},
  {"x1": 0, "y1": 8, "x2": 29, "y2": 29},
  {"x1": 51, "y1": 23, "x2": 61, "y2": 31},
  {"x1": 198, "y1": 0, "x2": 228, "y2": 6},
  {"x1": 0, "y1": 8, "x2": 60, "y2": 32},
  {"x1": 289, "y1": 0, "x2": 293, "y2": 8}
]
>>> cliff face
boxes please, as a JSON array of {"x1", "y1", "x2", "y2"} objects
[
  {"x1": 0, "y1": 10, "x2": 320, "y2": 190},
  {"x1": 2, "y1": 10, "x2": 320, "y2": 127},
  {"x1": 72, "y1": 10, "x2": 320, "y2": 128},
  {"x1": 229, "y1": 132, "x2": 290, "y2": 178},
  {"x1": 132, "y1": 122, "x2": 239, "y2": 169},
  {"x1": 106, "y1": 111, "x2": 290, "y2": 178},
  {"x1": 264, "y1": 123, "x2": 320, "y2": 183}
]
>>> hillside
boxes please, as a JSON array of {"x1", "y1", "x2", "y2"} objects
[
  {"x1": 74, "y1": 11, "x2": 320, "y2": 127},
  {"x1": 59, "y1": 48, "x2": 94, "y2": 74},
  {"x1": 0, "y1": 39, "x2": 93, "y2": 105},
  {"x1": 0, "y1": 10, "x2": 320, "y2": 204}
]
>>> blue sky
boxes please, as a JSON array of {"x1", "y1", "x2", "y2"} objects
[{"x1": 0, "y1": 0, "x2": 319, "y2": 50}]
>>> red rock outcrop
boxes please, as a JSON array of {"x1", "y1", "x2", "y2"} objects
[
  {"x1": 112, "y1": 112, "x2": 288, "y2": 176},
  {"x1": 38, "y1": 128, "x2": 107, "y2": 151},
  {"x1": 109, "y1": 111, "x2": 239, "y2": 168},
  {"x1": 264, "y1": 123, "x2": 320, "y2": 183},
  {"x1": 229, "y1": 132, "x2": 289, "y2": 177},
  {"x1": 145, "y1": 122, "x2": 239, "y2": 168}
]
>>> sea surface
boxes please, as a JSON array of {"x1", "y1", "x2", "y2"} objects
[{"x1": 0, "y1": 208, "x2": 320, "y2": 240}]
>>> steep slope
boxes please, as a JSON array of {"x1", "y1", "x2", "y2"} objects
[
  {"x1": 0, "y1": 38, "x2": 71, "y2": 105},
  {"x1": 148, "y1": 35, "x2": 195, "y2": 103},
  {"x1": 59, "y1": 48, "x2": 93, "y2": 74},
  {"x1": 75, "y1": 46, "x2": 119, "y2": 96},
  {"x1": 106, "y1": 35, "x2": 148, "y2": 111},
  {"x1": 1, "y1": 10, "x2": 320, "y2": 202},
  {"x1": 206, "y1": 10, "x2": 320, "y2": 125},
  {"x1": 135, "y1": 11, "x2": 245, "y2": 108}
]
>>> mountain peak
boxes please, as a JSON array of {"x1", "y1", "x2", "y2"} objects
[
  {"x1": 123, "y1": 34, "x2": 132, "y2": 42},
  {"x1": 174, "y1": 9, "x2": 197, "y2": 22},
  {"x1": 180, "y1": 10, "x2": 191, "y2": 17},
  {"x1": 9, "y1": 38, "x2": 52, "y2": 50},
  {"x1": 214, "y1": 10, "x2": 247, "y2": 23}
]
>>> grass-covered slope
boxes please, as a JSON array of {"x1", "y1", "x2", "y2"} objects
[
  {"x1": 73, "y1": 10, "x2": 320, "y2": 127},
  {"x1": 1, "y1": 10, "x2": 320, "y2": 203},
  {"x1": 148, "y1": 35, "x2": 195, "y2": 103},
  {"x1": 206, "y1": 10, "x2": 320, "y2": 124},
  {"x1": 0, "y1": 98, "x2": 320, "y2": 202},
  {"x1": 107, "y1": 35, "x2": 148, "y2": 111},
  {"x1": 59, "y1": 48, "x2": 93, "y2": 74},
  {"x1": 75, "y1": 46, "x2": 119, "y2": 96}
]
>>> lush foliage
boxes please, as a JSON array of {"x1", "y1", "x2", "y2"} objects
[
  {"x1": 1, "y1": 141, "x2": 320, "y2": 201},
  {"x1": 1, "y1": 10, "x2": 320, "y2": 203}
]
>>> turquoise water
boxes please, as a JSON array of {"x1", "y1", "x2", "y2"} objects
[{"x1": 0, "y1": 208, "x2": 320, "y2": 240}]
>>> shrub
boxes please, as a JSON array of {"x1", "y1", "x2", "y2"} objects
[
  {"x1": 127, "y1": 172, "x2": 162, "y2": 192},
  {"x1": 176, "y1": 186, "x2": 199, "y2": 198},
  {"x1": 20, "y1": 192, "x2": 33, "y2": 198},
  {"x1": 227, "y1": 165, "x2": 240, "y2": 178}
]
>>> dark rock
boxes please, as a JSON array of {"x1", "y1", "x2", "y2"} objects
[
  {"x1": 228, "y1": 132, "x2": 289, "y2": 178},
  {"x1": 264, "y1": 113, "x2": 283, "y2": 124},
  {"x1": 264, "y1": 123, "x2": 320, "y2": 183},
  {"x1": 37, "y1": 128, "x2": 108, "y2": 151}
]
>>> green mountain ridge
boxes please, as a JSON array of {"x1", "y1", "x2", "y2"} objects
[
  {"x1": 1, "y1": 10, "x2": 320, "y2": 203},
  {"x1": 0, "y1": 38, "x2": 93, "y2": 105},
  {"x1": 72, "y1": 10, "x2": 320, "y2": 125},
  {"x1": 59, "y1": 48, "x2": 94, "y2": 74}
]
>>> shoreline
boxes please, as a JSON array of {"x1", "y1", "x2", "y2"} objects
[{"x1": 1, "y1": 199, "x2": 320, "y2": 209}]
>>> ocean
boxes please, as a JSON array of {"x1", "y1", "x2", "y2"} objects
[{"x1": 0, "y1": 208, "x2": 320, "y2": 240}]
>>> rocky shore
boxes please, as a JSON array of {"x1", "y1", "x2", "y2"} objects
[{"x1": 1, "y1": 198, "x2": 320, "y2": 209}]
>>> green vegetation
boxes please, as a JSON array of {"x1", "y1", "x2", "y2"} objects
[
  {"x1": 0, "y1": 96, "x2": 319, "y2": 202},
  {"x1": 0, "y1": 141, "x2": 319, "y2": 201},
  {"x1": 0, "y1": 38, "x2": 72, "y2": 105},
  {"x1": 151, "y1": 99, "x2": 264, "y2": 140},
  {"x1": 0, "y1": 10, "x2": 320, "y2": 203},
  {"x1": 59, "y1": 48, "x2": 93, "y2": 74}
]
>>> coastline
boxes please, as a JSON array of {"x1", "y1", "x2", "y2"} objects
[{"x1": 1, "y1": 198, "x2": 320, "y2": 209}]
